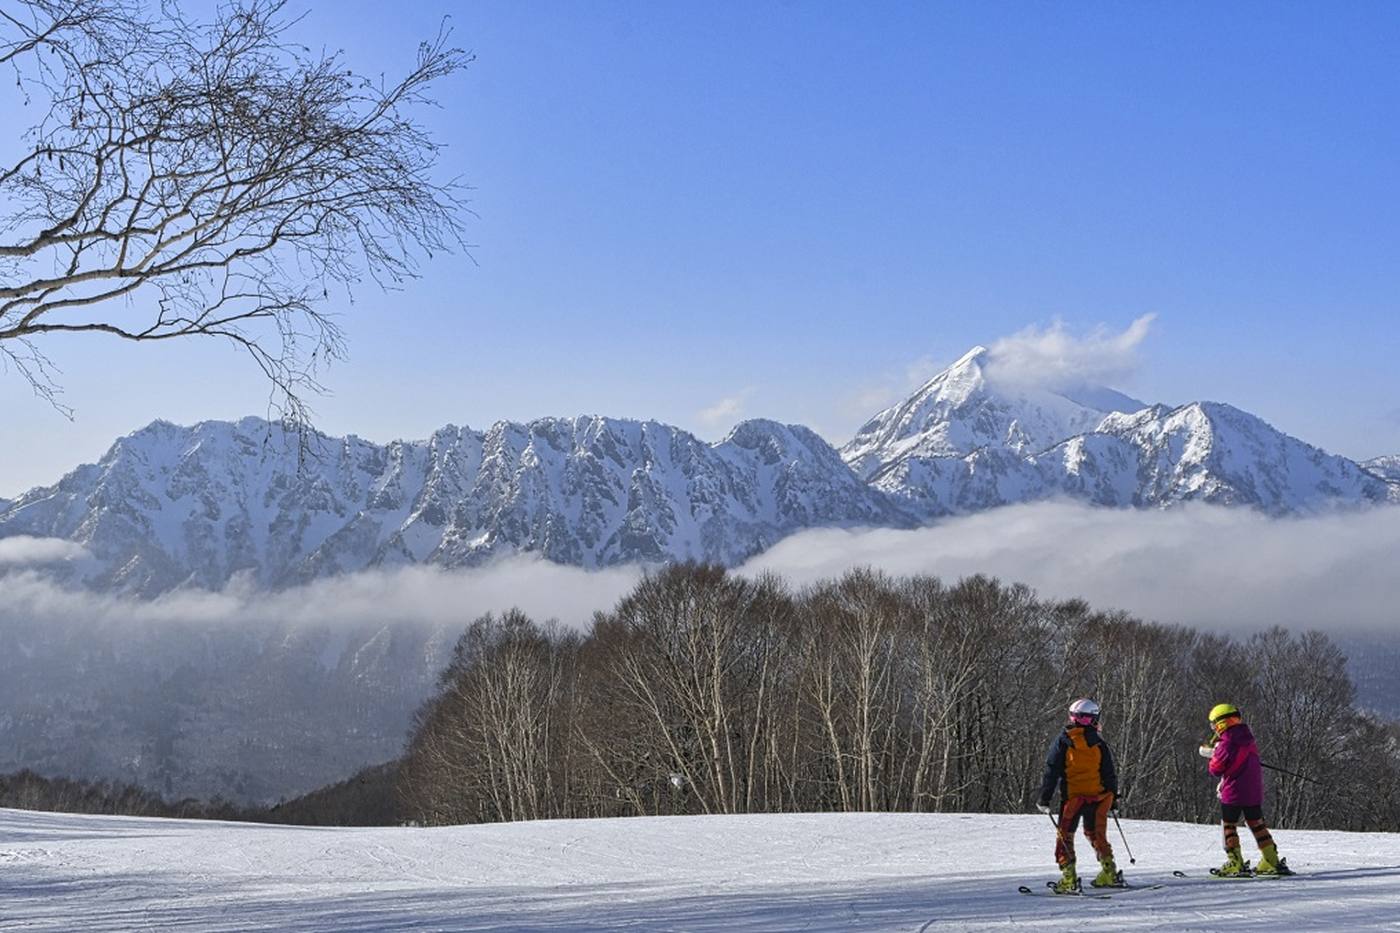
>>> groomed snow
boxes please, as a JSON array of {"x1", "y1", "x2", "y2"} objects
[{"x1": 4, "y1": 809, "x2": 1400, "y2": 931}]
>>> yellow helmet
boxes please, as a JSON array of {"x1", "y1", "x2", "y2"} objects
[{"x1": 1208, "y1": 702, "x2": 1240, "y2": 724}]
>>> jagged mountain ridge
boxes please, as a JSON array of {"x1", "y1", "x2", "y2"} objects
[
  {"x1": 844, "y1": 346, "x2": 1396, "y2": 516},
  {"x1": 871, "y1": 400, "x2": 1395, "y2": 515},
  {"x1": 2, "y1": 348, "x2": 1397, "y2": 594},
  {"x1": 0, "y1": 415, "x2": 908, "y2": 594}
]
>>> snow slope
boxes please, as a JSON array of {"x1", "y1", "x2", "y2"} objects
[{"x1": 4, "y1": 808, "x2": 1399, "y2": 931}]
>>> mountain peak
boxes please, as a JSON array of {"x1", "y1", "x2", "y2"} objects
[
  {"x1": 953, "y1": 344, "x2": 990, "y2": 365},
  {"x1": 840, "y1": 346, "x2": 1135, "y2": 478}
]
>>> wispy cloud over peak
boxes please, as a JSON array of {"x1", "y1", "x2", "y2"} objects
[{"x1": 984, "y1": 314, "x2": 1156, "y2": 392}]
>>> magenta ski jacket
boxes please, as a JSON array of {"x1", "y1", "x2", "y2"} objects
[{"x1": 1208, "y1": 722, "x2": 1264, "y2": 806}]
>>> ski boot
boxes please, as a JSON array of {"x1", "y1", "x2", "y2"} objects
[
  {"x1": 1212, "y1": 847, "x2": 1249, "y2": 878},
  {"x1": 1051, "y1": 861, "x2": 1080, "y2": 894},
  {"x1": 1090, "y1": 855, "x2": 1122, "y2": 888},
  {"x1": 1253, "y1": 844, "x2": 1292, "y2": 876}
]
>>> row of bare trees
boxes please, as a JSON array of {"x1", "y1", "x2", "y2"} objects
[{"x1": 399, "y1": 565, "x2": 1400, "y2": 831}]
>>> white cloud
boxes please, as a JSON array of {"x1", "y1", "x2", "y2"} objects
[
  {"x1": 698, "y1": 388, "x2": 754, "y2": 429},
  {"x1": 738, "y1": 501, "x2": 1400, "y2": 634},
  {"x1": 984, "y1": 314, "x2": 1156, "y2": 391},
  {"x1": 0, "y1": 536, "x2": 89, "y2": 566},
  {"x1": 6, "y1": 500, "x2": 1396, "y2": 642},
  {"x1": 0, "y1": 557, "x2": 641, "y2": 632}
]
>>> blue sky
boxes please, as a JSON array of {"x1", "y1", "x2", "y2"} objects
[{"x1": 3, "y1": 1, "x2": 1399, "y2": 493}]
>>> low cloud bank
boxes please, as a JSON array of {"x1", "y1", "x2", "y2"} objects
[
  {"x1": 0, "y1": 557, "x2": 642, "y2": 632},
  {"x1": 739, "y1": 501, "x2": 1400, "y2": 634},
  {"x1": 3, "y1": 502, "x2": 1396, "y2": 637},
  {"x1": 0, "y1": 536, "x2": 89, "y2": 566}
]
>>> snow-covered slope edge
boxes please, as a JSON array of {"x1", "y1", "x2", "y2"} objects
[{"x1": 4, "y1": 808, "x2": 1397, "y2": 932}]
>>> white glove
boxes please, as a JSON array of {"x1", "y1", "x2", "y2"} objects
[
  {"x1": 1198, "y1": 744, "x2": 1214, "y2": 758},
  {"x1": 1036, "y1": 802, "x2": 1051, "y2": 814}
]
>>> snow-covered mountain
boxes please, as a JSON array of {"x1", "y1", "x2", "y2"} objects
[
  {"x1": 848, "y1": 349, "x2": 1398, "y2": 518},
  {"x1": 1364, "y1": 455, "x2": 1400, "y2": 484},
  {"x1": 0, "y1": 415, "x2": 908, "y2": 594},
  {"x1": 841, "y1": 346, "x2": 1145, "y2": 479},
  {"x1": 2, "y1": 347, "x2": 1396, "y2": 594},
  {"x1": 1050, "y1": 402, "x2": 1394, "y2": 511},
  {"x1": 872, "y1": 401, "x2": 1395, "y2": 517}
]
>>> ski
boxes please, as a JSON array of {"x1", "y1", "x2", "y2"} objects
[
  {"x1": 1175, "y1": 865, "x2": 1297, "y2": 882},
  {"x1": 1017, "y1": 881, "x2": 1164, "y2": 898},
  {"x1": 1018, "y1": 882, "x2": 1105, "y2": 898},
  {"x1": 1093, "y1": 883, "x2": 1165, "y2": 896}
]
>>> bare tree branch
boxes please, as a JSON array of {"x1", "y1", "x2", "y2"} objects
[{"x1": 0, "y1": 0, "x2": 471, "y2": 425}]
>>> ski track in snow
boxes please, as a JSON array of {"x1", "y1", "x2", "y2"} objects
[{"x1": 3, "y1": 809, "x2": 1400, "y2": 931}]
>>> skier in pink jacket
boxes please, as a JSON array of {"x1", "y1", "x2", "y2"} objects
[{"x1": 1198, "y1": 703, "x2": 1290, "y2": 877}]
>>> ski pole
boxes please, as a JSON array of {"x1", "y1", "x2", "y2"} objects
[
  {"x1": 1047, "y1": 808, "x2": 1070, "y2": 851},
  {"x1": 1201, "y1": 731, "x2": 1324, "y2": 786},
  {"x1": 1111, "y1": 808, "x2": 1136, "y2": 864},
  {"x1": 1260, "y1": 761, "x2": 1324, "y2": 786}
]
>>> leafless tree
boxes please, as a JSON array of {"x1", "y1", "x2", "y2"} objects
[
  {"x1": 0, "y1": 0, "x2": 469, "y2": 420},
  {"x1": 590, "y1": 564, "x2": 786, "y2": 815},
  {"x1": 399, "y1": 611, "x2": 577, "y2": 825},
  {"x1": 799, "y1": 570, "x2": 908, "y2": 811}
]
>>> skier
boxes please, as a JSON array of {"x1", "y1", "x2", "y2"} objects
[
  {"x1": 1199, "y1": 702, "x2": 1290, "y2": 877},
  {"x1": 1036, "y1": 698, "x2": 1120, "y2": 893}
]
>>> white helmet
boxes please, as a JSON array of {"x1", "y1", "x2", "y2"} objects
[{"x1": 1068, "y1": 698, "x2": 1100, "y2": 725}]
